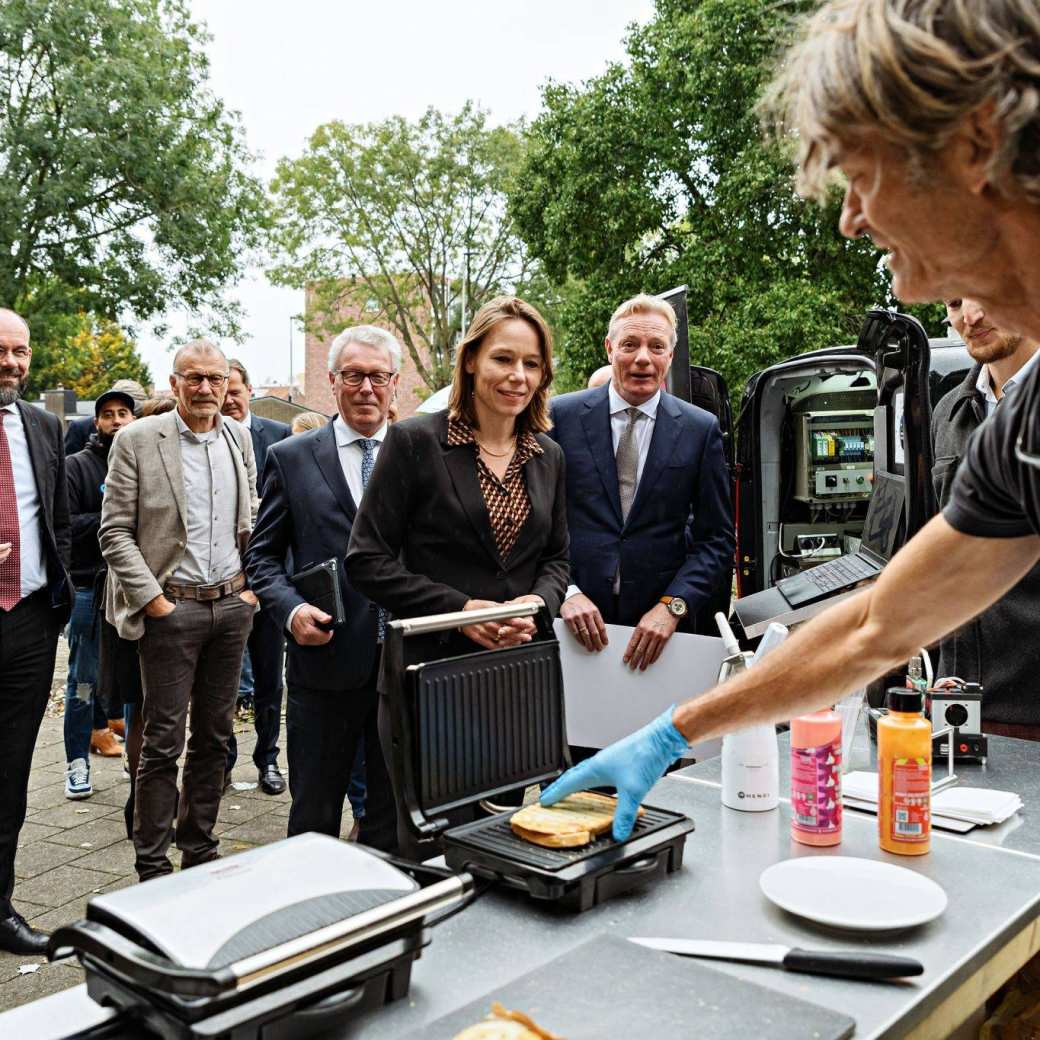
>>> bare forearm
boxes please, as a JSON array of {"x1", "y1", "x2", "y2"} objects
[{"x1": 675, "y1": 516, "x2": 1040, "y2": 743}]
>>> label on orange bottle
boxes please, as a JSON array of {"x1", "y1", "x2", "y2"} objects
[{"x1": 890, "y1": 756, "x2": 930, "y2": 844}]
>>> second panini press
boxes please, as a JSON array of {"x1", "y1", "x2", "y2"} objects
[
  {"x1": 383, "y1": 603, "x2": 695, "y2": 912},
  {"x1": 48, "y1": 834, "x2": 473, "y2": 1039}
]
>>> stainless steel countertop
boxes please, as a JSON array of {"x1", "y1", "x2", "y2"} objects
[
  {"x1": 7, "y1": 728, "x2": 1038, "y2": 1038},
  {"x1": 346, "y1": 767, "x2": 1040, "y2": 1039}
]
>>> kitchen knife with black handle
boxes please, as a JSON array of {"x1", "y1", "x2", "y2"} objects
[{"x1": 629, "y1": 938, "x2": 923, "y2": 980}]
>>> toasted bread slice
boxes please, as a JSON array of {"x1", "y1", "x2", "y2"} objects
[
  {"x1": 453, "y1": 1002, "x2": 563, "y2": 1039},
  {"x1": 509, "y1": 823, "x2": 592, "y2": 848},
  {"x1": 509, "y1": 791, "x2": 643, "y2": 848}
]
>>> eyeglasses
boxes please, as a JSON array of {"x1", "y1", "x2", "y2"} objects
[
  {"x1": 175, "y1": 371, "x2": 229, "y2": 388},
  {"x1": 337, "y1": 369, "x2": 394, "y2": 387},
  {"x1": 0, "y1": 347, "x2": 30, "y2": 361}
]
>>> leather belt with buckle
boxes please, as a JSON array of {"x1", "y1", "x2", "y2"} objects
[{"x1": 164, "y1": 571, "x2": 247, "y2": 602}]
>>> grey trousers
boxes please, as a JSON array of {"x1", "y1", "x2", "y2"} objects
[{"x1": 134, "y1": 595, "x2": 254, "y2": 881}]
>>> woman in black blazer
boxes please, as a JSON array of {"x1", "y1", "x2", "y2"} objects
[{"x1": 346, "y1": 296, "x2": 569, "y2": 653}]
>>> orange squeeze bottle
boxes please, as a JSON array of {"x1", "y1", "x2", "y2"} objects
[{"x1": 878, "y1": 688, "x2": 932, "y2": 856}]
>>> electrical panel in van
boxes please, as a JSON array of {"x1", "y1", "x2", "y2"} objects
[{"x1": 793, "y1": 410, "x2": 875, "y2": 504}]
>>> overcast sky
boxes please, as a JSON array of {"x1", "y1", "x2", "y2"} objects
[{"x1": 138, "y1": 0, "x2": 655, "y2": 387}]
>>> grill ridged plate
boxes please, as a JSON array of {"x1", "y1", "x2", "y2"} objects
[{"x1": 447, "y1": 806, "x2": 683, "y2": 872}]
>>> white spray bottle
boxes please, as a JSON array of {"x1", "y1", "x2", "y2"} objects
[{"x1": 718, "y1": 618, "x2": 786, "y2": 812}]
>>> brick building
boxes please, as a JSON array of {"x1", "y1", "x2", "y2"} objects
[{"x1": 302, "y1": 284, "x2": 439, "y2": 419}]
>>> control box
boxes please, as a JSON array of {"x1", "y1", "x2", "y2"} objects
[
  {"x1": 814, "y1": 463, "x2": 873, "y2": 497},
  {"x1": 794, "y1": 411, "x2": 875, "y2": 504}
]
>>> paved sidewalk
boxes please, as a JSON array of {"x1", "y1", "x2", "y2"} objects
[{"x1": 0, "y1": 650, "x2": 346, "y2": 1013}]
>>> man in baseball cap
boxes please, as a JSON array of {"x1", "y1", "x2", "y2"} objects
[{"x1": 64, "y1": 379, "x2": 147, "y2": 456}]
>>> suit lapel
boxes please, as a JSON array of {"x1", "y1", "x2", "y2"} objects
[
  {"x1": 579, "y1": 387, "x2": 623, "y2": 525},
  {"x1": 15, "y1": 401, "x2": 51, "y2": 510},
  {"x1": 156, "y1": 412, "x2": 187, "y2": 530},
  {"x1": 249, "y1": 418, "x2": 264, "y2": 464},
  {"x1": 509, "y1": 446, "x2": 549, "y2": 562},
  {"x1": 628, "y1": 393, "x2": 681, "y2": 522},
  {"x1": 441, "y1": 436, "x2": 501, "y2": 569},
  {"x1": 313, "y1": 422, "x2": 357, "y2": 522},
  {"x1": 222, "y1": 422, "x2": 251, "y2": 534}
]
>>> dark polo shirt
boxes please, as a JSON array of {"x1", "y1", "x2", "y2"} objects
[{"x1": 945, "y1": 361, "x2": 1040, "y2": 538}]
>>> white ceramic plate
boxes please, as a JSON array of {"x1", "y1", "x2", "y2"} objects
[{"x1": 759, "y1": 857, "x2": 948, "y2": 931}]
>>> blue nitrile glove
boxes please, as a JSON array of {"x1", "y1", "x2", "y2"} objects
[{"x1": 540, "y1": 707, "x2": 690, "y2": 841}]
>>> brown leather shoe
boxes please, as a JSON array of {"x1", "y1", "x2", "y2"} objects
[
  {"x1": 108, "y1": 718, "x2": 126, "y2": 739},
  {"x1": 91, "y1": 728, "x2": 122, "y2": 757}
]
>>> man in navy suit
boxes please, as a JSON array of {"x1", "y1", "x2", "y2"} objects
[
  {"x1": 222, "y1": 359, "x2": 291, "y2": 794},
  {"x1": 549, "y1": 294, "x2": 733, "y2": 672},
  {"x1": 244, "y1": 327, "x2": 398, "y2": 851}
]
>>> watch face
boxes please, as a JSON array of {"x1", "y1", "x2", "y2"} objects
[{"x1": 669, "y1": 597, "x2": 688, "y2": 617}]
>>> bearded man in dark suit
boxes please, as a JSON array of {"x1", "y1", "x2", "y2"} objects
[{"x1": 0, "y1": 308, "x2": 74, "y2": 953}]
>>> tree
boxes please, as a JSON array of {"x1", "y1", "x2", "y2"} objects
[
  {"x1": 29, "y1": 311, "x2": 151, "y2": 399},
  {"x1": 510, "y1": 0, "x2": 944, "y2": 396},
  {"x1": 0, "y1": 0, "x2": 266, "y2": 337},
  {"x1": 267, "y1": 104, "x2": 550, "y2": 393}
]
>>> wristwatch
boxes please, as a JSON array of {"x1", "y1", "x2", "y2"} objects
[{"x1": 660, "y1": 595, "x2": 688, "y2": 618}]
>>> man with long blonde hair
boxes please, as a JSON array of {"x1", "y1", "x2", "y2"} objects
[{"x1": 544, "y1": 0, "x2": 1040, "y2": 839}]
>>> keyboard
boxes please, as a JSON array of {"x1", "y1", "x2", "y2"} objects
[{"x1": 777, "y1": 552, "x2": 882, "y2": 608}]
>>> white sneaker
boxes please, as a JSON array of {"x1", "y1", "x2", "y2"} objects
[{"x1": 65, "y1": 758, "x2": 93, "y2": 800}]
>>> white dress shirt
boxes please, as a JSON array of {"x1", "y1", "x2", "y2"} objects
[
  {"x1": 239, "y1": 410, "x2": 252, "y2": 430},
  {"x1": 976, "y1": 348, "x2": 1040, "y2": 417},
  {"x1": 608, "y1": 382, "x2": 660, "y2": 484},
  {"x1": 169, "y1": 411, "x2": 242, "y2": 584},
  {"x1": 286, "y1": 416, "x2": 388, "y2": 635},
  {"x1": 0, "y1": 404, "x2": 47, "y2": 600},
  {"x1": 564, "y1": 385, "x2": 662, "y2": 602},
  {"x1": 334, "y1": 415, "x2": 388, "y2": 506}
]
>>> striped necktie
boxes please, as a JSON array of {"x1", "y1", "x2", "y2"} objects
[
  {"x1": 357, "y1": 438, "x2": 388, "y2": 640},
  {"x1": 0, "y1": 411, "x2": 22, "y2": 612},
  {"x1": 616, "y1": 406, "x2": 642, "y2": 521}
]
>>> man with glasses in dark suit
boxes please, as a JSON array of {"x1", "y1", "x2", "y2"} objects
[
  {"x1": 0, "y1": 308, "x2": 74, "y2": 952},
  {"x1": 246, "y1": 325, "x2": 399, "y2": 853}
]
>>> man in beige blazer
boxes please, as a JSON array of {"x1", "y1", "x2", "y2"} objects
[{"x1": 100, "y1": 339, "x2": 258, "y2": 881}]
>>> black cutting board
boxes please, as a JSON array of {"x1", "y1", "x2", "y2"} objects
[{"x1": 402, "y1": 934, "x2": 856, "y2": 1039}]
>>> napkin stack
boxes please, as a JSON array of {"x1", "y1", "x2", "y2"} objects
[{"x1": 842, "y1": 771, "x2": 1022, "y2": 831}]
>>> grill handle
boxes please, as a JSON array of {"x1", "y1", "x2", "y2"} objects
[{"x1": 389, "y1": 602, "x2": 541, "y2": 637}]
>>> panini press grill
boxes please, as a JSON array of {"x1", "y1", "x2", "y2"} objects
[
  {"x1": 384, "y1": 603, "x2": 695, "y2": 913},
  {"x1": 47, "y1": 834, "x2": 473, "y2": 1039}
]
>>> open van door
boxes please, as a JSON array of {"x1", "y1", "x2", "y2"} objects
[
  {"x1": 733, "y1": 347, "x2": 877, "y2": 598},
  {"x1": 687, "y1": 363, "x2": 734, "y2": 634},
  {"x1": 858, "y1": 308, "x2": 937, "y2": 546},
  {"x1": 731, "y1": 310, "x2": 973, "y2": 641},
  {"x1": 659, "y1": 284, "x2": 737, "y2": 635}
]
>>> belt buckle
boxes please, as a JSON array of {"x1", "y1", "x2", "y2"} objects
[{"x1": 199, "y1": 582, "x2": 223, "y2": 602}]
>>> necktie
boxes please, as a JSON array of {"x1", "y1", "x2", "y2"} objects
[
  {"x1": 357, "y1": 439, "x2": 387, "y2": 640},
  {"x1": 0, "y1": 411, "x2": 22, "y2": 611},
  {"x1": 616, "y1": 406, "x2": 642, "y2": 522}
]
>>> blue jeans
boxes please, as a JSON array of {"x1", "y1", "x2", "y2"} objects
[
  {"x1": 64, "y1": 588, "x2": 106, "y2": 764},
  {"x1": 238, "y1": 647, "x2": 254, "y2": 698},
  {"x1": 347, "y1": 738, "x2": 366, "y2": 819}
]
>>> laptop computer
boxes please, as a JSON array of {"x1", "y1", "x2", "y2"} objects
[{"x1": 775, "y1": 473, "x2": 903, "y2": 609}]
